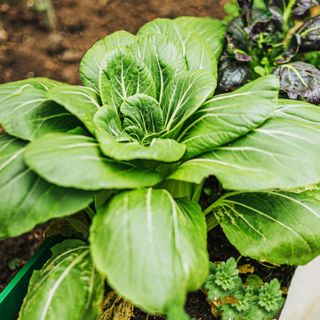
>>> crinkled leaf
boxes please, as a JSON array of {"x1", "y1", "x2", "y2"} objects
[
  {"x1": 250, "y1": 8, "x2": 275, "y2": 36},
  {"x1": 137, "y1": 18, "x2": 218, "y2": 75},
  {"x1": 276, "y1": 33, "x2": 300, "y2": 64},
  {"x1": 255, "y1": 279, "x2": 284, "y2": 317},
  {"x1": 80, "y1": 30, "x2": 135, "y2": 90},
  {"x1": 99, "y1": 47, "x2": 156, "y2": 110},
  {"x1": 132, "y1": 34, "x2": 187, "y2": 104},
  {"x1": 90, "y1": 188, "x2": 208, "y2": 314},
  {"x1": 298, "y1": 15, "x2": 320, "y2": 52},
  {"x1": 175, "y1": 16, "x2": 226, "y2": 59},
  {"x1": 19, "y1": 240, "x2": 104, "y2": 320},
  {"x1": 218, "y1": 56, "x2": 249, "y2": 92},
  {"x1": 0, "y1": 79, "x2": 80, "y2": 141},
  {"x1": 213, "y1": 190, "x2": 320, "y2": 265},
  {"x1": 170, "y1": 99, "x2": 320, "y2": 190},
  {"x1": 96, "y1": 130, "x2": 185, "y2": 162},
  {"x1": 293, "y1": 0, "x2": 319, "y2": 15},
  {"x1": 227, "y1": 35, "x2": 252, "y2": 62},
  {"x1": 120, "y1": 94, "x2": 164, "y2": 139},
  {"x1": 204, "y1": 258, "x2": 241, "y2": 300},
  {"x1": 274, "y1": 62, "x2": 320, "y2": 104},
  {"x1": 24, "y1": 133, "x2": 161, "y2": 190},
  {"x1": 0, "y1": 134, "x2": 94, "y2": 239},
  {"x1": 179, "y1": 76, "x2": 278, "y2": 159},
  {"x1": 47, "y1": 85, "x2": 101, "y2": 134},
  {"x1": 267, "y1": 5, "x2": 284, "y2": 26},
  {"x1": 161, "y1": 70, "x2": 216, "y2": 136}
]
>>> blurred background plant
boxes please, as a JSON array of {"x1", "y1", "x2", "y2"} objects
[
  {"x1": 26, "y1": 0, "x2": 57, "y2": 29},
  {"x1": 204, "y1": 258, "x2": 285, "y2": 320},
  {"x1": 218, "y1": 0, "x2": 320, "y2": 104}
]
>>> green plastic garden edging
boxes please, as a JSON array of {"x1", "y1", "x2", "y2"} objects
[{"x1": 0, "y1": 236, "x2": 63, "y2": 320}]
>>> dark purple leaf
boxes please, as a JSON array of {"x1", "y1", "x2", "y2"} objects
[
  {"x1": 227, "y1": 35, "x2": 252, "y2": 61},
  {"x1": 293, "y1": 0, "x2": 319, "y2": 16},
  {"x1": 298, "y1": 15, "x2": 320, "y2": 52},
  {"x1": 275, "y1": 33, "x2": 301, "y2": 64},
  {"x1": 266, "y1": 0, "x2": 318, "y2": 15},
  {"x1": 226, "y1": 17, "x2": 252, "y2": 61},
  {"x1": 274, "y1": 62, "x2": 320, "y2": 104},
  {"x1": 227, "y1": 17, "x2": 248, "y2": 50},
  {"x1": 249, "y1": 9, "x2": 275, "y2": 39},
  {"x1": 238, "y1": 0, "x2": 253, "y2": 9},
  {"x1": 238, "y1": 0, "x2": 254, "y2": 22},
  {"x1": 267, "y1": 5, "x2": 283, "y2": 27},
  {"x1": 218, "y1": 56, "x2": 249, "y2": 92}
]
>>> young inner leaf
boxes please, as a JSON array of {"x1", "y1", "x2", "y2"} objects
[{"x1": 120, "y1": 94, "x2": 164, "y2": 143}]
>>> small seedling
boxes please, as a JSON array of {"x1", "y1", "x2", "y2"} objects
[{"x1": 204, "y1": 258, "x2": 284, "y2": 320}]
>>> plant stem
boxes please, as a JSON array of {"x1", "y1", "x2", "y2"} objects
[
  {"x1": 84, "y1": 206, "x2": 95, "y2": 220},
  {"x1": 283, "y1": 0, "x2": 295, "y2": 32},
  {"x1": 203, "y1": 191, "x2": 242, "y2": 216},
  {"x1": 191, "y1": 180, "x2": 205, "y2": 203},
  {"x1": 206, "y1": 214, "x2": 219, "y2": 231},
  {"x1": 203, "y1": 191, "x2": 242, "y2": 231}
]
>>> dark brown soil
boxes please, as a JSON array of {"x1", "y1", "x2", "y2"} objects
[
  {"x1": 0, "y1": 0, "x2": 226, "y2": 84},
  {"x1": 131, "y1": 292, "x2": 213, "y2": 320},
  {"x1": 0, "y1": 227, "x2": 45, "y2": 292}
]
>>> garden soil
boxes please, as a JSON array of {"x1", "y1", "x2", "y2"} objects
[{"x1": 0, "y1": 1, "x2": 294, "y2": 319}]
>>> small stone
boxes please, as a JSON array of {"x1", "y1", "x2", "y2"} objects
[
  {"x1": 0, "y1": 28, "x2": 8, "y2": 42},
  {"x1": 27, "y1": 72, "x2": 35, "y2": 78},
  {"x1": 60, "y1": 49, "x2": 82, "y2": 63},
  {"x1": 46, "y1": 33, "x2": 65, "y2": 55},
  {"x1": 0, "y1": 3, "x2": 10, "y2": 13}
]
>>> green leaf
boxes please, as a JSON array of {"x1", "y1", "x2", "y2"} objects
[
  {"x1": 213, "y1": 190, "x2": 320, "y2": 265},
  {"x1": 170, "y1": 99, "x2": 320, "y2": 190},
  {"x1": 24, "y1": 133, "x2": 162, "y2": 190},
  {"x1": 120, "y1": 94, "x2": 164, "y2": 140},
  {"x1": 96, "y1": 130, "x2": 186, "y2": 162},
  {"x1": 94, "y1": 106, "x2": 184, "y2": 162},
  {"x1": 0, "y1": 134, "x2": 94, "y2": 239},
  {"x1": 132, "y1": 34, "x2": 187, "y2": 104},
  {"x1": 137, "y1": 18, "x2": 218, "y2": 76},
  {"x1": 204, "y1": 258, "x2": 241, "y2": 300},
  {"x1": 47, "y1": 85, "x2": 101, "y2": 134},
  {"x1": 138, "y1": 19, "x2": 187, "y2": 50},
  {"x1": 19, "y1": 240, "x2": 104, "y2": 320},
  {"x1": 80, "y1": 30, "x2": 135, "y2": 90},
  {"x1": 162, "y1": 70, "x2": 216, "y2": 137},
  {"x1": 179, "y1": 76, "x2": 279, "y2": 158},
  {"x1": 1, "y1": 77, "x2": 63, "y2": 91},
  {"x1": 0, "y1": 79, "x2": 80, "y2": 141},
  {"x1": 99, "y1": 47, "x2": 156, "y2": 110},
  {"x1": 90, "y1": 188, "x2": 208, "y2": 314},
  {"x1": 175, "y1": 16, "x2": 226, "y2": 58},
  {"x1": 184, "y1": 35, "x2": 217, "y2": 77},
  {"x1": 93, "y1": 105, "x2": 122, "y2": 136}
]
